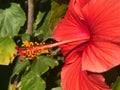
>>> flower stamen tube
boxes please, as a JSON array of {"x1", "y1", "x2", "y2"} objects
[{"x1": 15, "y1": 36, "x2": 89, "y2": 61}]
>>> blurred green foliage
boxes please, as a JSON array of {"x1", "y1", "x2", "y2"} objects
[{"x1": 0, "y1": 0, "x2": 67, "y2": 90}]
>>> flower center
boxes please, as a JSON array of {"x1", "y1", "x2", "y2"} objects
[{"x1": 14, "y1": 36, "x2": 89, "y2": 61}]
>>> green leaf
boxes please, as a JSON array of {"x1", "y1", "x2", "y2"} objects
[
  {"x1": 33, "y1": 12, "x2": 45, "y2": 30},
  {"x1": 34, "y1": 11, "x2": 52, "y2": 40},
  {"x1": 0, "y1": 36, "x2": 16, "y2": 65},
  {"x1": 31, "y1": 56, "x2": 58, "y2": 75},
  {"x1": 51, "y1": 87, "x2": 62, "y2": 90},
  {"x1": 21, "y1": 34, "x2": 31, "y2": 41},
  {"x1": 52, "y1": 0, "x2": 69, "y2": 4},
  {"x1": 20, "y1": 56, "x2": 58, "y2": 90},
  {"x1": 111, "y1": 76, "x2": 120, "y2": 90},
  {"x1": 0, "y1": 3, "x2": 26, "y2": 38},
  {"x1": 50, "y1": 0, "x2": 68, "y2": 30},
  {"x1": 21, "y1": 71, "x2": 46, "y2": 90},
  {"x1": 11, "y1": 59, "x2": 30, "y2": 76},
  {"x1": 33, "y1": 0, "x2": 68, "y2": 40},
  {"x1": 8, "y1": 58, "x2": 30, "y2": 90}
]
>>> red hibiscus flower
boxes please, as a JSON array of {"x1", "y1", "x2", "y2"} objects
[{"x1": 52, "y1": 0, "x2": 120, "y2": 90}]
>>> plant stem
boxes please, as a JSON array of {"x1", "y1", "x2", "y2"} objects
[{"x1": 27, "y1": 0, "x2": 34, "y2": 35}]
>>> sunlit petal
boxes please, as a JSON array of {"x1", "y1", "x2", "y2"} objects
[{"x1": 82, "y1": 0, "x2": 120, "y2": 72}]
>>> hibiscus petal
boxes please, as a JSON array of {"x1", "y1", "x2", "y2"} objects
[
  {"x1": 82, "y1": 0, "x2": 120, "y2": 72},
  {"x1": 52, "y1": 11, "x2": 90, "y2": 55},
  {"x1": 52, "y1": 0, "x2": 116, "y2": 89},
  {"x1": 52, "y1": 0, "x2": 90, "y2": 42},
  {"x1": 72, "y1": 0, "x2": 90, "y2": 19},
  {"x1": 52, "y1": 19, "x2": 89, "y2": 41},
  {"x1": 82, "y1": 42, "x2": 120, "y2": 72},
  {"x1": 61, "y1": 51, "x2": 111, "y2": 90},
  {"x1": 52, "y1": 0, "x2": 90, "y2": 55}
]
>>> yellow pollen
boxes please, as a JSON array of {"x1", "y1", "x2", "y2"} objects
[{"x1": 21, "y1": 41, "x2": 49, "y2": 60}]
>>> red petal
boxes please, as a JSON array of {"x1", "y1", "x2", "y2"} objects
[
  {"x1": 52, "y1": 0, "x2": 90, "y2": 42},
  {"x1": 52, "y1": 0, "x2": 119, "y2": 89},
  {"x1": 53, "y1": 19, "x2": 89, "y2": 41},
  {"x1": 82, "y1": 42, "x2": 120, "y2": 72},
  {"x1": 61, "y1": 52, "x2": 111, "y2": 90},
  {"x1": 81, "y1": 0, "x2": 120, "y2": 72},
  {"x1": 72, "y1": 0, "x2": 90, "y2": 18},
  {"x1": 52, "y1": 3, "x2": 90, "y2": 55}
]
